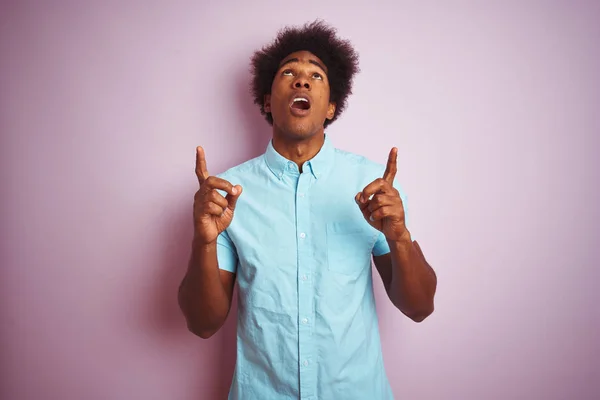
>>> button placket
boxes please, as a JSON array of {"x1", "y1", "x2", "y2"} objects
[{"x1": 296, "y1": 169, "x2": 315, "y2": 398}]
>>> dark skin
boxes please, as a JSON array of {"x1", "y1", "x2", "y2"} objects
[
  {"x1": 358, "y1": 148, "x2": 437, "y2": 321},
  {"x1": 264, "y1": 51, "x2": 336, "y2": 171},
  {"x1": 178, "y1": 51, "x2": 436, "y2": 339},
  {"x1": 177, "y1": 148, "x2": 239, "y2": 338}
]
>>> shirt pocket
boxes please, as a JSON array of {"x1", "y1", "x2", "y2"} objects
[{"x1": 326, "y1": 220, "x2": 377, "y2": 275}]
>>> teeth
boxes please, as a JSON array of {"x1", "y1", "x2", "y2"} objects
[{"x1": 293, "y1": 98, "x2": 308, "y2": 103}]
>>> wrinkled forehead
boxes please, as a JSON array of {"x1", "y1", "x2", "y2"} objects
[{"x1": 279, "y1": 50, "x2": 328, "y2": 74}]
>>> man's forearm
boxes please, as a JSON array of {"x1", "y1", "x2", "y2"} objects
[
  {"x1": 178, "y1": 240, "x2": 230, "y2": 336},
  {"x1": 388, "y1": 233, "x2": 437, "y2": 321}
]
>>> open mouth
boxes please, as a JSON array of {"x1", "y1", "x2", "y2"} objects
[{"x1": 290, "y1": 97, "x2": 311, "y2": 111}]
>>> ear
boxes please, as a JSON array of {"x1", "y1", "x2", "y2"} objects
[
  {"x1": 264, "y1": 94, "x2": 271, "y2": 113},
  {"x1": 326, "y1": 102, "x2": 336, "y2": 120}
]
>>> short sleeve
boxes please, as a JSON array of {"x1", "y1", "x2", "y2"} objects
[
  {"x1": 372, "y1": 178, "x2": 413, "y2": 256},
  {"x1": 216, "y1": 229, "x2": 238, "y2": 273}
]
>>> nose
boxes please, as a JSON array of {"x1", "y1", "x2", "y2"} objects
[{"x1": 293, "y1": 75, "x2": 311, "y2": 90}]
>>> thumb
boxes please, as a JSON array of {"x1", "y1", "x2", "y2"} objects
[
  {"x1": 226, "y1": 185, "x2": 243, "y2": 211},
  {"x1": 355, "y1": 192, "x2": 370, "y2": 220}
]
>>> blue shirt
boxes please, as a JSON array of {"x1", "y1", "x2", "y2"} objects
[{"x1": 216, "y1": 135, "x2": 409, "y2": 399}]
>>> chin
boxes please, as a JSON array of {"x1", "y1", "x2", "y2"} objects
[{"x1": 278, "y1": 120, "x2": 322, "y2": 140}]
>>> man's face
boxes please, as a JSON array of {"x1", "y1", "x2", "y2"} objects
[{"x1": 265, "y1": 51, "x2": 336, "y2": 139}]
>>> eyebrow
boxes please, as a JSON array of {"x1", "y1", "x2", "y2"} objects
[{"x1": 279, "y1": 58, "x2": 328, "y2": 74}]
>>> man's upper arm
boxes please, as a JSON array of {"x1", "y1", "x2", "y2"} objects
[
  {"x1": 373, "y1": 252, "x2": 393, "y2": 292},
  {"x1": 217, "y1": 229, "x2": 238, "y2": 273},
  {"x1": 219, "y1": 269, "x2": 236, "y2": 310},
  {"x1": 216, "y1": 229, "x2": 238, "y2": 307}
]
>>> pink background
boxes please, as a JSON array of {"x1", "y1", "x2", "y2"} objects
[{"x1": 1, "y1": 1, "x2": 599, "y2": 399}]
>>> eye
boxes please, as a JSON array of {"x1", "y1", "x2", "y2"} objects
[
  {"x1": 282, "y1": 69, "x2": 294, "y2": 76},
  {"x1": 312, "y1": 73, "x2": 323, "y2": 80}
]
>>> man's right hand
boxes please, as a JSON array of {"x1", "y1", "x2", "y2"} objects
[{"x1": 193, "y1": 146, "x2": 242, "y2": 245}]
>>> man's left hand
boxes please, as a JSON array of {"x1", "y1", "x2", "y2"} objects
[{"x1": 355, "y1": 147, "x2": 410, "y2": 242}]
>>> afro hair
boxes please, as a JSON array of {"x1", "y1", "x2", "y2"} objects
[{"x1": 250, "y1": 20, "x2": 360, "y2": 128}]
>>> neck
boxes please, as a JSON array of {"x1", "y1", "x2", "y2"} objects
[{"x1": 271, "y1": 131, "x2": 325, "y2": 172}]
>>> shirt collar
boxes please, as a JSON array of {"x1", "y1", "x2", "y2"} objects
[{"x1": 264, "y1": 134, "x2": 335, "y2": 180}]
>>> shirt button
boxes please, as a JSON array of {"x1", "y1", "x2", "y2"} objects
[
  {"x1": 303, "y1": 360, "x2": 309, "y2": 367},
  {"x1": 299, "y1": 232, "x2": 306, "y2": 239},
  {"x1": 299, "y1": 193, "x2": 305, "y2": 197},
  {"x1": 302, "y1": 318, "x2": 309, "y2": 324},
  {"x1": 302, "y1": 275, "x2": 308, "y2": 281}
]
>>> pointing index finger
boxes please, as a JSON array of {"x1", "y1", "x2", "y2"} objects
[
  {"x1": 195, "y1": 146, "x2": 209, "y2": 186},
  {"x1": 383, "y1": 147, "x2": 398, "y2": 183}
]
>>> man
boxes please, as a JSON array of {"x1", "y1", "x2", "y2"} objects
[{"x1": 178, "y1": 20, "x2": 437, "y2": 399}]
